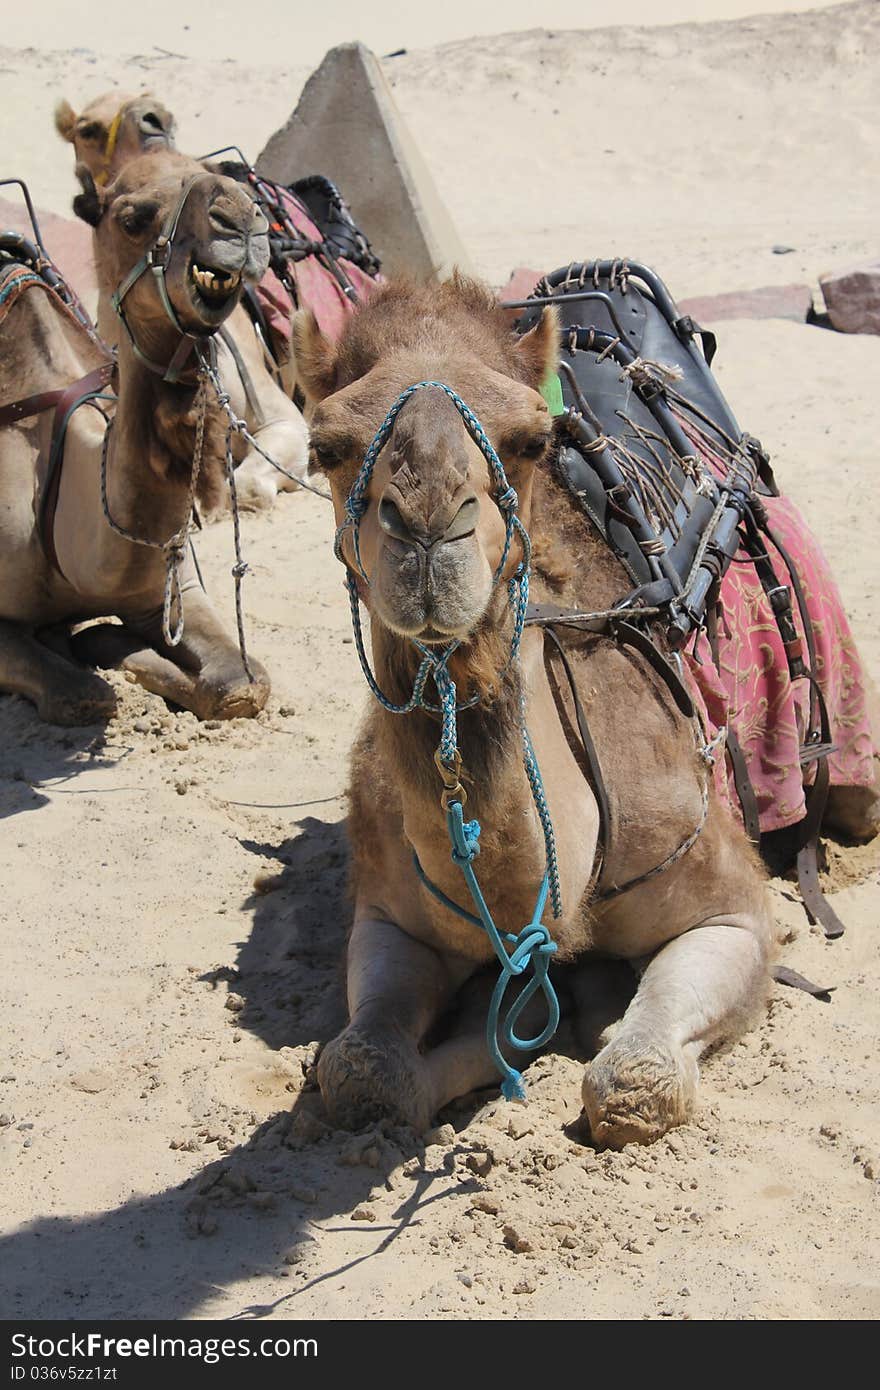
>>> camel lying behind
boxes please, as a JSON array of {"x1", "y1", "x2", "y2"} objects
[
  {"x1": 55, "y1": 90, "x2": 309, "y2": 513},
  {"x1": 0, "y1": 150, "x2": 274, "y2": 724}
]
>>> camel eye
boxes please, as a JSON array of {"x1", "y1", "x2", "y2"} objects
[
  {"x1": 78, "y1": 122, "x2": 103, "y2": 144},
  {"x1": 501, "y1": 427, "x2": 551, "y2": 461},
  {"x1": 309, "y1": 441, "x2": 342, "y2": 471},
  {"x1": 117, "y1": 200, "x2": 160, "y2": 237}
]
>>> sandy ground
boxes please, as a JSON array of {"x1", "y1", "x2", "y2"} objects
[{"x1": 0, "y1": 1, "x2": 879, "y2": 1323}]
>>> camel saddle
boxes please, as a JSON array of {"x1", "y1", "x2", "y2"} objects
[{"x1": 514, "y1": 260, "x2": 851, "y2": 946}]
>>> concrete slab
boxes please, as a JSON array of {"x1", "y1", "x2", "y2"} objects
[{"x1": 257, "y1": 42, "x2": 473, "y2": 281}]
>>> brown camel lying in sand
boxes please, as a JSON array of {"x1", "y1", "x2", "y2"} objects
[
  {"x1": 55, "y1": 91, "x2": 309, "y2": 512},
  {"x1": 0, "y1": 150, "x2": 271, "y2": 724},
  {"x1": 293, "y1": 275, "x2": 781, "y2": 1146}
]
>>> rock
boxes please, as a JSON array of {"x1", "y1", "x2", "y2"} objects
[
  {"x1": 503, "y1": 1224, "x2": 533, "y2": 1254},
  {"x1": 425, "y1": 1123, "x2": 455, "y2": 1147},
  {"x1": 0, "y1": 1114, "x2": 12, "y2": 1127},
  {"x1": 470, "y1": 1195, "x2": 500, "y2": 1216},
  {"x1": 289, "y1": 1183, "x2": 318, "y2": 1204},
  {"x1": 224, "y1": 993, "x2": 245, "y2": 1013},
  {"x1": 465, "y1": 1151, "x2": 494, "y2": 1177},
  {"x1": 132, "y1": 718, "x2": 151, "y2": 734},
  {"x1": 819, "y1": 261, "x2": 880, "y2": 335},
  {"x1": 351, "y1": 1205, "x2": 377, "y2": 1222},
  {"x1": 512, "y1": 1278, "x2": 536, "y2": 1294},
  {"x1": 253, "y1": 868, "x2": 286, "y2": 895},
  {"x1": 772, "y1": 244, "x2": 796, "y2": 254}
]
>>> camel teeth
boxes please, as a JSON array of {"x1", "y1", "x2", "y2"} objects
[{"x1": 190, "y1": 263, "x2": 241, "y2": 296}]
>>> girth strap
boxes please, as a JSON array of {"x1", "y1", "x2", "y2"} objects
[{"x1": 0, "y1": 363, "x2": 115, "y2": 577}]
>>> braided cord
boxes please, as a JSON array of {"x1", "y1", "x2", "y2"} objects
[{"x1": 100, "y1": 375, "x2": 208, "y2": 646}]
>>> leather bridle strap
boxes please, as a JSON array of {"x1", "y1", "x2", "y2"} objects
[{"x1": 110, "y1": 174, "x2": 210, "y2": 383}]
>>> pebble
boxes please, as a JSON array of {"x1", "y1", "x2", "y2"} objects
[
  {"x1": 253, "y1": 868, "x2": 286, "y2": 895},
  {"x1": 503, "y1": 1224, "x2": 533, "y2": 1254},
  {"x1": 174, "y1": 780, "x2": 188, "y2": 796},
  {"x1": 289, "y1": 1183, "x2": 317, "y2": 1205},
  {"x1": 512, "y1": 1279, "x2": 536, "y2": 1295},
  {"x1": 351, "y1": 1205, "x2": 377, "y2": 1222},
  {"x1": 466, "y1": 1151, "x2": 493, "y2": 1177},
  {"x1": 0, "y1": 1114, "x2": 12, "y2": 1127},
  {"x1": 225, "y1": 993, "x2": 245, "y2": 1013},
  {"x1": 470, "y1": 1195, "x2": 500, "y2": 1215},
  {"x1": 772, "y1": 244, "x2": 796, "y2": 254},
  {"x1": 425, "y1": 1123, "x2": 455, "y2": 1147},
  {"x1": 279, "y1": 705, "x2": 296, "y2": 717},
  {"x1": 133, "y1": 718, "x2": 151, "y2": 734}
]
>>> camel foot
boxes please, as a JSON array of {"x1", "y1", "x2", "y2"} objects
[
  {"x1": 317, "y1": 1026, "x2": 434, "y2": 1134},
  {"x1": 581, "y1": 1031, "x2": 697, "y2": 1149},
  {"x1": 195, "y1": 663, "x2": 270, "y2": 720},
  {"x1": 36, "y1": 671, "x2": 117, "y2": 726}
]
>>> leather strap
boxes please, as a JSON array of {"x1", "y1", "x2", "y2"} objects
[
  {"x1": 24, "y1": 364, "x2": 115, "y2": 576},
  {"x1": 772, "y1": 964, "x2": 833, "y2": 1000},
  {"x1": 541, "y1": 625, "x2": 612, "y2": 877},
  {"x1": 725, "y1": 725, "x2": 761, "y2": 846}
]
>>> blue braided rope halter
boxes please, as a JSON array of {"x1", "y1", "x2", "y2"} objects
[{"x1": 337, "y1": 380, "x2": 563, "y2": 1101}]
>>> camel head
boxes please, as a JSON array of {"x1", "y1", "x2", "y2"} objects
[
  {"x1": 296, "y1": 276, "x2": 558, "y2": 646},
  {"x1": 55, "y1": 91, "x2": 176, "y2": 189},
  {"x1": 74, "y1": 150, "x2": 269, "y2": 367}
]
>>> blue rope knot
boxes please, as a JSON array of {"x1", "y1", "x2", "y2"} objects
[
  {"x1": 496, "y1": 485, "x2": 518, "y2": 512},
  {"x1": 450, "y1": 816, "x2": 481, "y2": 865}
]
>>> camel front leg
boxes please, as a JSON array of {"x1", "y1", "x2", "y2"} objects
[
  {"x1": 582, "y1": 914, "x2": 773, "y2": 1149},
  {"x1": 318, "y1": 917, "x2": 482, "y2": 1133},
  {"x1": 0, "y1": 619, "x2": 116, "y2": 726},
  {"x1": 127, "y1": 583, "x2": 269, "y2": 720}
]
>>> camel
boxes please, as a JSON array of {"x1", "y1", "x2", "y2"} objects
[
  {"x1": 291, "y1": 274, "x2": 791, "y2": 1146},
  {"x1": 0, "y1": 150, "x2": 273, "y2": 725},
  {"x1": 55, "y1": 91, "x2": 309, "y2": 512}
]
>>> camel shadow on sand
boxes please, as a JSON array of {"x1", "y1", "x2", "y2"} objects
[
  {"x1": 0, "y1": 809, "x2": 631, "y2": 1320},
  {"x1": 0, "y1": 694, "x2": 121, "y2": 821}
]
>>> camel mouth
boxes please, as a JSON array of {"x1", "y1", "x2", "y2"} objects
[{"x1": 187, "y1": 257, "x2": 242, "y2": 314}]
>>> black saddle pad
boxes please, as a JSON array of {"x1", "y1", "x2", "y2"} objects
[{"x1": 515, "y1": 260, "x2": 765, "y2": 619}]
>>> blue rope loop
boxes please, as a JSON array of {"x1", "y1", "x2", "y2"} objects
[
  {"x1": 444, "y1": 800, "x2": 560, "y2": 1100},
  {"x1": 338, "y1": 380, "x2": 564, "y2": 1101}
]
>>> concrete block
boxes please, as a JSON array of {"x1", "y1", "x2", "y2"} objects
[{"x1": 257, "y1": 42, "x2": 472, "y2": 281}]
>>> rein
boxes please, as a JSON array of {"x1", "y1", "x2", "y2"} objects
[{"x1": 110, "y1": 175, "x2": 212, "y2": 384}]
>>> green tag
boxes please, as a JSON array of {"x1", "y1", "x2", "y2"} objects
[{"x1": 540, "y1": 371, "x2": 565, "y2": 417}]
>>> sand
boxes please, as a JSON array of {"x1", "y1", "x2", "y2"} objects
[{"x1": 0, "y1": 0, "x2": 878, "y2": 1322}]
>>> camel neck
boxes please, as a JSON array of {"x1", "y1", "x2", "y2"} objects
[{"x1": 106, "y1": 340, "x2": 218, "y2": 538}]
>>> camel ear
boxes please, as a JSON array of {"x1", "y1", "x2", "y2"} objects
[
  {"x1": 72, "y1": 165, "x2": 103, "y2": 227},
  {"x1": 292, "y1": 309, "x2": 338, "y2": 402},
  {"x1": 54, "y1": 99, "x2": 78, "y2": 142},
  {"x1": 514, "y1": 305, "x2": 560, "y2": 389}
]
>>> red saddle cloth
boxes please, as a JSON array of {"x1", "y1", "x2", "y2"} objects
[
  {"x1": 252, "y1": 186, "x2": 380, "y2": 346},
  {"x1": 685, "y1": 493, "x2": 875, "y2": 833}
]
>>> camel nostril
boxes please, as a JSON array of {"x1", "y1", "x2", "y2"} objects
[
  {"x1": 209, "y1": 205, "x2": 244, "y2": 237},
  {"x1": 378, "y1": 497, "x2": 414, "y2": 542},
  {"x1": 140, "y1": 112, "x2": 165, "y2": 134},
  {"x1": 443, "y1": 495, "x2": 479, "y2": 543}
]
